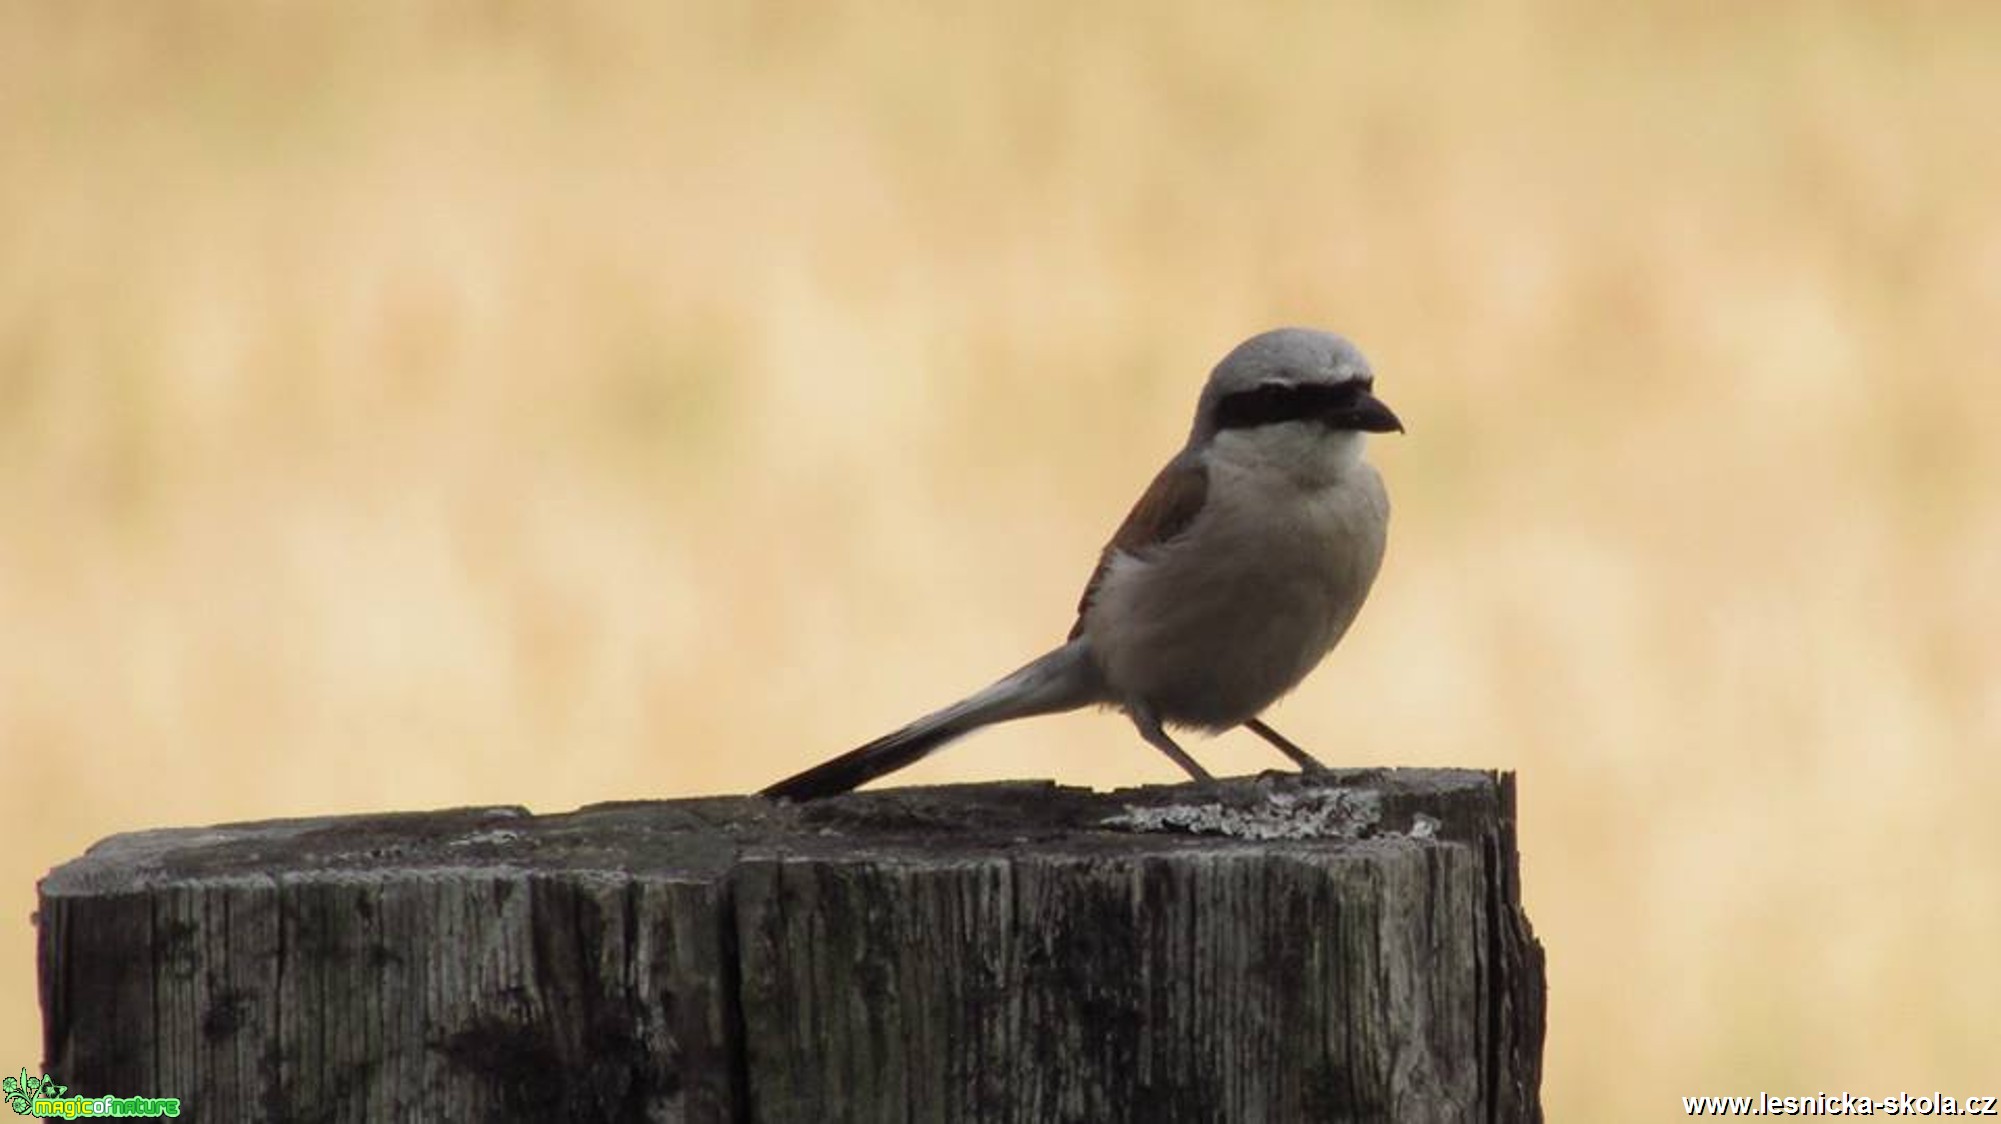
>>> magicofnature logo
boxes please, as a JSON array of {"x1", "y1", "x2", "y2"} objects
[{"x1": 4, "y1": 1069, "x2": 180, "y2": 1118}]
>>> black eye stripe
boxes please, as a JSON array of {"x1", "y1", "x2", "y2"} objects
[{"x1": 1214, "y1": 380, "x2": 1368, "y2": 430}]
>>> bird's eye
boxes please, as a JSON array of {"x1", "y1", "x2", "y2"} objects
[{"x1": 1217, "y1": 380, "x2": 1348, "y2": 429}]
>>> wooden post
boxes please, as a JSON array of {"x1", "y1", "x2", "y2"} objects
[{"x1": 37, "y1": 769, "x2": 1544, "y2": 1122}]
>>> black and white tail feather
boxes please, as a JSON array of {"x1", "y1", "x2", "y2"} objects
[{"x1": 760, "y1": 641, "x2": 1104, "y2": 801}]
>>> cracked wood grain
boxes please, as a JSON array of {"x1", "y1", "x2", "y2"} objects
[{"x1": 38, "y1": 770, "x2": 1544, "y2": 1122}]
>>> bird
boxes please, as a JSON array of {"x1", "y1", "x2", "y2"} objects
[{"x1": 761, "y1": 327, "x2": 1402, "y2": 801}]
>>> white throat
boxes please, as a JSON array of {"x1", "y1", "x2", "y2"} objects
[{"x1": 1205, "y1": 423, "x2": 1368, "y2": 487}]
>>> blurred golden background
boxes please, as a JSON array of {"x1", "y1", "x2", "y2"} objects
[{"x1": 5, "y1": 2, "x2": 1999, "y2": 1115}]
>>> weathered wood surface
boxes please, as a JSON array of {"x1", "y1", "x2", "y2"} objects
[{"x1": 38, "y1": 769, "x2": 1544, "y2": 1122}]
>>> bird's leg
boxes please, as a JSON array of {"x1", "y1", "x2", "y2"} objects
[
  {"x1": 1128, "y1": 701, "x2": 1216, "y2": 785},
  {"x1": 1243, "y1": 718, "x2": 1331, "y2": 774}
]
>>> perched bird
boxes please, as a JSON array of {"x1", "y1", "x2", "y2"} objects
[{"x1": 762, "y1": 327, "x2": 1402, "y2": 801}]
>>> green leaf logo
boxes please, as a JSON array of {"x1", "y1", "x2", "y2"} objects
[
  {"x1": 3, "y1": 1069, "x2": 29, "y2": 1115},
  {"x1": 3, "y1": 1070, "x2": 66, "y2": 1115}
]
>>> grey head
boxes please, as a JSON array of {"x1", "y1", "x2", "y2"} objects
[{"x1": 1189, "y1": 327, "x2": 1402, "y2": 445}]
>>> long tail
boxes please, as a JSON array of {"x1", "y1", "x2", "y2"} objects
[{"x1": 760, "y1": 641, "x2": 1104, "y2": 801}]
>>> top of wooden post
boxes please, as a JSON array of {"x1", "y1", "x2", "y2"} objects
[{"x1": 42, "y1": 768, "x2": 1516, "y2": 897}]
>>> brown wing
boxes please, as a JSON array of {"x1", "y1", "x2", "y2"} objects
[{"x1": 1068, "y1": 458, "x2": 1209, "y2": 639}]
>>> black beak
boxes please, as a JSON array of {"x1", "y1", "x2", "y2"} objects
[{"x1": 1338, "y1": 391, "x2": 1404, "y2": 434}]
